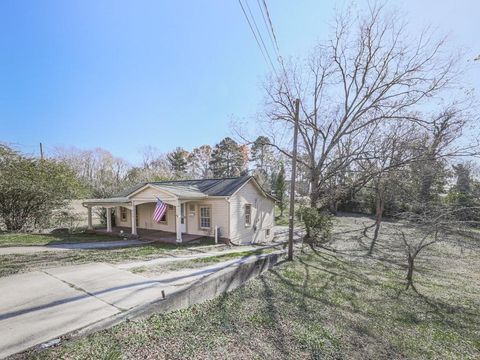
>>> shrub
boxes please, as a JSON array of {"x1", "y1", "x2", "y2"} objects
[
  {"x1": 0, "y1": 145, "x2": 83, "y2": 231},
  {"x1": 298, "y1": 207, "x2": 333, "y2": 245}
]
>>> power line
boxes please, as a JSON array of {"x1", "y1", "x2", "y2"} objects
[
  {"x1": 256, "y1": 0, "x2": 280, "y2": 59},
  {"x1": 243, "y1": 0, "x2": 277, "y2": 73},
  {"x1": 259, "y1": 0, "x2": 290, "y2": 82},
  {"x1": 250, "y1": 0, "x2": 289, "y2": 83},
  {"x1": 239, "y1": 0, "x2": 291, "y2": 90},
  {"x1": 261, "y1": 0, "x2": 281, "y2": 56},
  {"x1": 237, "y1": 0, "x2": 278, "y2": 76},
  {"x1": 257, "y1": 0, "x2": 293, "y2": 94}
]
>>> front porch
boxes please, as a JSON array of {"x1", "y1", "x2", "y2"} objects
[
  {"x1": 95, "y1": 227, "x2": 205, "y2": 244},
  {"x1": 82, "y1": 183, "x2": 209, "y2": 244}
]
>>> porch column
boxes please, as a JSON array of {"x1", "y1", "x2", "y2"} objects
[
  {"x1": 87, "y1": 206, "x2": 93, "y2": 230},
  {"x1": 131, "y1": 202, "x2": 137, "y2": 236},
  {"x1": 175, "y1": 203, "x2": 182, "y2": 243},
  {"x1": 106, "y1": 207, "x2": 112, "y2": 232}
]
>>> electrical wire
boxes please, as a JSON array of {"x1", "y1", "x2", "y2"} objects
[{"x1": 238, "y1": 0, "x2": 278, "y2": 77}]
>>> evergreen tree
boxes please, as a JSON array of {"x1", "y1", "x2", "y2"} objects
[
  {"x1": 275, "y1": 162, "x2": 287, "y2": 216},
  {"x1": 450, "y1": 163, "x2": 475, "y2": 209},
  {"x1": 167, "y1": 147, "x2": 189, "y2": 179},
  {"x1": 250, "y1": 136, "x2": 274, "y2": 173},
  {"x1": 209, "y1": 137, "x2": 245, "y2": 177}
]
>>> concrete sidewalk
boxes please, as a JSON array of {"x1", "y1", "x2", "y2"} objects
[{"x1": 0, "y1": 251, "x2": 283, "y2": 359}]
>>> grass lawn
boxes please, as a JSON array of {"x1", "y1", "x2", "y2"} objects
[
  {"x1": 0, "y1": 234, "x2": 223, "y2": 278},
  {"x1": 132, "y1": 248, "x2": 277, "y2": 276},
  {"x1": 30, "y1": 215, "x2": 480, "y2": 359},
  {"x1": 0, "y1": 232, "x2": 128, "y2": 247},
  {"x1": 0, "y1": 245, "x2": 176, "y2": 278}
]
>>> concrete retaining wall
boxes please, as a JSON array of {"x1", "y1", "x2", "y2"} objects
[
  {"x1": 134, "y1": 252, "x2": 280, "y2": 315},
  {"x1": 26, "y1": 252, "x2": 282, "y2": 357}
]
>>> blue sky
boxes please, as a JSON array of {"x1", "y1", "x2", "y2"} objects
[{"x1": 0, "y1": 0, "x2": 478, "y2": 163}]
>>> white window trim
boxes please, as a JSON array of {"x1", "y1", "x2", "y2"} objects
[
  {"x1": 199, "y1": 205, "x2": 212, "y2": 229},
  {"x1": 245, "y1": 203, "x2": 252, "y2": 227},
  {"x1": 120, "y1": 207, "x2": 127, "y2": 222}
]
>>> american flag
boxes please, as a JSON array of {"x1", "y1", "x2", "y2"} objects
[{"x1": 153, "y1": 198, "x2": 167, "y2": 222}]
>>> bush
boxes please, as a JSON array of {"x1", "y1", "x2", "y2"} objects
[
  {"x1": 51, "y1": 208, "x2": 84, "y2": 233},
  {"x1": 0, "y1": 146, "x2": 83, "y2": 231},
  {"x1": 298, "y1": 207, "x2": 333, "y2": 245}
]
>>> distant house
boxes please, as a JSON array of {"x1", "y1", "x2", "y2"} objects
[{"x1": 83, "y1": 176, "x2": 276, "y2": 244}]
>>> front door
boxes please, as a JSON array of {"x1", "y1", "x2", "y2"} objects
[{"x1": 180, "y1": 203, "x2": 187, "y2": 233}]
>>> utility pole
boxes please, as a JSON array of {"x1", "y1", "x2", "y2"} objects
[
  {"x1": 288, "y1": 98, "x2": 300, "y2": 261},
  {"x1": 39, "y1": 142, "x2": 44, "y2": 161}
]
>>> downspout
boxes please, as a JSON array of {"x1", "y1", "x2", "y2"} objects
[{"x1": 225, "y1": 196, "x2": 241, "y2": 247}]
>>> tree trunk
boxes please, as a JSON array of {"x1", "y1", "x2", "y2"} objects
[
  {"x1": 309, "y1": 170, "x2": 320, "y2": 208},
  {"x1": 405, "y1": 254, "x2": 415, "y2": 290},
  {"x1": 328, "y1": 200, "x2": 338, "y2": 215},
  {"x1": 367, "y1": 186, "x2": 384, "y2": 256}
]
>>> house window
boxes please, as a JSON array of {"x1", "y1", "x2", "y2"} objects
[
  {"x1": 245, "y1": 204, "x2": 252, "y2": 227},
  {"x1": 159, "y1": 211, "x2": 167, "y2": 223},
  {"x1": 266, "y1": 229, "x2": 270, "y2": 237},
  {"x1": 199, "y1": 206, "x2": 211, "y2": 229},
  {"x1": 120, "y1": 207, "x2": 127, "y2": 222},
  {"x1": 155, "y1": 203, "x2": 167, "y2": 224}
]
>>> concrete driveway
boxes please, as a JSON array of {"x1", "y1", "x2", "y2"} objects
[
  {"x1": 0, "y1": 250, "x2": 283, "y2": 359},
  {"x1": 0, "y1": 263, "x2": 171, "y2": 358}
]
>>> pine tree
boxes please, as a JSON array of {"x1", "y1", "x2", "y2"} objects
[
  {"x1": 275, "y1": 162, "x2": 287, "y2": 216},
  {"x1": 167, "y1": 147, "x2": 188, "y2": 179},
  {"x1": 250, "y1": 136, "x2": 274, "y2": 174},
  {"x1": 452, "y1": 163, "x2": 473, "y2": 207},
  {"x1": 209, "y1": 137, "x2": 245, "y2": 177}
]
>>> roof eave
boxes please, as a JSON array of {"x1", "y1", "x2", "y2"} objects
[{"x1": 82, "y1": 197, "x2": 131, "y2": 207}]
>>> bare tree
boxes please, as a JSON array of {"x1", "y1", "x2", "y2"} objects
[
  {"x1": 53, "y1": 146, "x2": 130, "y2": 197},
  {"x1": 362, "y1": 122, "x2": 420, "y2": 255},
  {"x1": 188, "y1": 145, "x2": 213, "y2": 178},
  {"x1": 262, "y1": 3, "x2": 463, "y2": 209},
  {"x1": 361, "y1": 103, "x2": 475, "y2": 255},
  {"x1": 140, "y1": 145, "x2": 162, "y2": 170},
  {"x1": 394, "y1": 206, "x2": 480, "y2": 290},
  {"x1": 136, "y1": 147, "x2": 173, "y2": 181}
]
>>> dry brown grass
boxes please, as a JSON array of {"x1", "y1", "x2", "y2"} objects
[{"x1": 22, "y1": 214, "x2": 480, "y2": 360}]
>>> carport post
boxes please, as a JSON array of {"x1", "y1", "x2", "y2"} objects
[
  {"x1": 87, "y1": 206, "x2": 93, "y2": 230},
  {"x1": 131, "y1": 202, "x2": 137, "y2": 236},
  {"x1": 106, "y1": 207, "x2": 112, "y2": 232}
]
